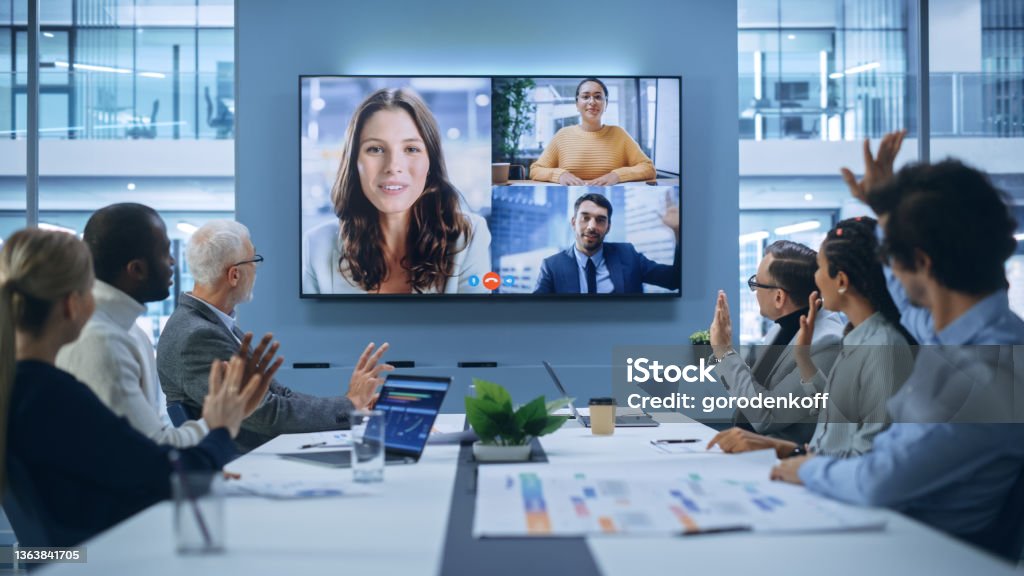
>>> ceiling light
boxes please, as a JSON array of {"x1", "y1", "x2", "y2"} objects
[
  {"x1": 774, "y1": 221, "x2": 822, "y2": 235},
  {"x1": 787, "y1": 34, "x2": 796, "y2": 40},
  {"x1": 739, "y1": 231, "x2": 770, "y2": 244},
  {"x1": 127, "y1": 182, "x2": 136, "y2": 191},
  {"x1": 39, "y1": 222, "x2": 76, "y2": 235},
  {"x1": 177, "y1": 222, "x2": 199, "y2": 235},
  {"x1": 804, "y1": 193, "x2": 814, "y2": 201}
]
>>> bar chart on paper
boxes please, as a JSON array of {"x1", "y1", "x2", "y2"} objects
[{"x1": 473, "y1": 461, "x2": 886, "y2": 538}]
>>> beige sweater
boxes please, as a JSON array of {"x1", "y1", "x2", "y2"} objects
[{"x1": 529, "y1": 124, "x2": 656, "y2": 183}]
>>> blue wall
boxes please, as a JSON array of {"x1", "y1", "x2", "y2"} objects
[{"x1": 236, "y1": 0, "x2": 738, "y2": 401}]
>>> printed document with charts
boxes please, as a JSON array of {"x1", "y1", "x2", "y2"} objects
[{"x1": 473, "y1": 451, "x2": 885, "y2": 537}]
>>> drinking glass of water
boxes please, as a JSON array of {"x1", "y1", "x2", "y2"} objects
[{"x1": 350, "y1": 409, "x2": 385, "y2": 483}]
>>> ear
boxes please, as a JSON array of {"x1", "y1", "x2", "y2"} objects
[
  {"x1": 62, "y1": 291, "x2": 86, "y2": 323},
  {"x1": 125, "y1": 258, "x2": 148, "y2": 282},
  {"x1": 836, "y1": 270, "x2": 850, "y2": 292},
  {"x1": 60, "y1": 292, "x2": 75, "y2": 321},
  {"x1": 227, "y1": 265, "x2": 240, "y2": 288},
  {"x1": 914, "y1": 250, "x2": 933, "y2": 277},
  {"x1": 773, "y1": 288, "x2": 786, "y2": 310}
]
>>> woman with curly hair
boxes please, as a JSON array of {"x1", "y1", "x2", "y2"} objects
[{"x1": 303, "y1": 87, "x2": 491, "y2": 294}]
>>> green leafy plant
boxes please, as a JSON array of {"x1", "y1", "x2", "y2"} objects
[
  {"x1": 492, "y1": 78, "x2": 536, "y2": 166},
  {"x1": 465, "y1": 378, "x2": 569, "y2": 446},
  {"x1": 689, "y1": 330, "x2": 711, "y2": 345}
]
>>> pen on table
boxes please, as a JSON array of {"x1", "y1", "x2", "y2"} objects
[
  {"x1": 652, "y1": 439, "x2": 700, "y2": 444},
  {"x1": 300, "y1": 441, "x2": 327, "y2": 449}
]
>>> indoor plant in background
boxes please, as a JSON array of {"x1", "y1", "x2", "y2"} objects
[
  {"x1": 689, "y1": 329, "x2": 714, "y2": 366},
  {"x1": 491, "y1": 77, "x2": 536, "y2": 172},
  {"x1": 466, "y1": 378, "x2": 569, "y2": 462}
]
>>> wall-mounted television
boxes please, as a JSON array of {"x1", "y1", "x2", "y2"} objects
[{"x1": 300, "y1": 75, "x2": 681, "y2": 298}]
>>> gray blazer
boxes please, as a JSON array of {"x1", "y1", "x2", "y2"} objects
[
  {"x1": 157, "y1": 295, "x2": 354, "y2": 452},
  {"x1": 716, "y1": 310, "x2": 846, "y2": 444}
]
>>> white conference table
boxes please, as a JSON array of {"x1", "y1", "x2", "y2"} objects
[{"x1": 42, "y1": 414, "x2": 1016, "y2": 576}]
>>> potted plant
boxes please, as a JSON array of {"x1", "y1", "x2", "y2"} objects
[
  {"x1": 465, "y1": 378, "x2": 569, "y2": 462},
  {"x1": 689, "y1": 330, "x2": 714, "y2": 365},
  {"x1": 491, "y1": 78, "x2": 536, "y2": 171}
]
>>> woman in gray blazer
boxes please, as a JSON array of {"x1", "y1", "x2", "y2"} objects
[{"x1": 709, "y1": 217, "x2": 915, "y2": 458}]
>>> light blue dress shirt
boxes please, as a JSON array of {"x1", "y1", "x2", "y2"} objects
[
  {"x1": 798, "y1": 289, "x2": 1024, "y2": 535},
  {"x1": 573, "y1": 246, "x2": 613, "y2": 294},
  {"x1": 186, "y1": 293, "x2": 241, "y2": 343}
]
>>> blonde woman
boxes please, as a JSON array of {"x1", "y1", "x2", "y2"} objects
[{"x1": 0, "y1": 229, "x2": 267, "y2": 547}]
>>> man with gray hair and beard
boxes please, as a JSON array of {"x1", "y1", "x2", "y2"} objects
[{"x1": 158, "y1": 219, "x2": 391, "y2": 452}]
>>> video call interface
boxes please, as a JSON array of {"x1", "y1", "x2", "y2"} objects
[
  {"x1": 372, "y1": 379, "x2": 449, "y2": 454},
  {"x1": 300, "y1": 75, "x2": 682, "y2": 298}
]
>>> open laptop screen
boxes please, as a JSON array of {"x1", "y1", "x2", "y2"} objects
[{"x1": 371, "y1": 376, "x2": 450, "y2": 457}]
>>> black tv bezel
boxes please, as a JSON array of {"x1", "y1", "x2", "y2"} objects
[{"x1": 298, "y1": 74, "x2": 683, "y2": 301}]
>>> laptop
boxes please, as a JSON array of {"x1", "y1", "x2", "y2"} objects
[
  {"x1": 280, "y1": 374, "x2": 452, "y2": 467},
  {"x1": 542, "y1": 361, "x2": 659, "y2": 428}
]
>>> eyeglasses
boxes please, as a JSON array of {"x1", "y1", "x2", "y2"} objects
[
  {"x1": 232, "y1": 254, "x2": 264, "y2": 268},
  {"x1": 747, "y1": 273, "x2": 785, "y2": 292},
  {"x1": 577, "y1": 94, "x2": 605, "y2": 103}
]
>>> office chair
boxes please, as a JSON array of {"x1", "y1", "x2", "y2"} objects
[{"x1": 166, "y1": 401, "x2": 194, "y2": 427}]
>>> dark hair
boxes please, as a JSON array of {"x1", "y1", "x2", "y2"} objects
[
  {"x1": 764, "y1": 240, "x2": 818, "y2": 304},
  {"x1": 821, "y1": 217, "x2": 917, "y2": 344},
  {"x1": 573, "y1": 193, "x2": 613, "y2": 219},
  {"x1": 83, "y1": 203, "x2": 162, "y2": 284},
  {"x1": 575, "y1": 78, "x2": 608, "y2": 99},
  {"x1": 330, "y1": 88, "x2": 472, "y2": 293},
  {"x1": 869, "y1": 160, "x2": 1016, "y2": 295}
]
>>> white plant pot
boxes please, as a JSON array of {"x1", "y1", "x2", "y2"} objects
[{"x1": 472, "y1": 441, "x2": 532, "y2": 462}]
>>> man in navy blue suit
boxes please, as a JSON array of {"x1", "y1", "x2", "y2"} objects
[{"x1": 534, "y1": 192, "x2": 680, "y2": 294}]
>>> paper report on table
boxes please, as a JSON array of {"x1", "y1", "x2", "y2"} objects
[{"x1": 473, "y1": 457, "x2": 885, "y2": 537}]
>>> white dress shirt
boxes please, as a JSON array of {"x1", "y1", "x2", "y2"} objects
[{"x1": 57, "y1": 280, "x2": 209, "y2": 447}]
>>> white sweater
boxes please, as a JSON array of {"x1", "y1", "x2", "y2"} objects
[{"x1": 56, "y1": 280, "x2": 209, "y2": 447}]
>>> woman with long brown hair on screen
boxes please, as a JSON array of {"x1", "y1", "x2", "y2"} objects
[
  {"x1": 303, "y1": 87, "x2": 491, "y2": 294},
  {"x1": 0, "y1": 228, "x2": 266, "y2": 546}
]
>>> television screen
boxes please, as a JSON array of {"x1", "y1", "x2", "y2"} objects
[{"x1": 300, "y1": 75, "x2": 681, "y2": 298}]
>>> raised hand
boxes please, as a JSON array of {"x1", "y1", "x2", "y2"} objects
[
  {"x1": 237, "y1": 332, "x2": 284, "y2": 395},
  {"x1": 202, "y1": 356, "x2": 268, "y2": 438},
  {"x1": 661, "y1": 188, "x2": 679, "y2": 237},
  {"x1": 346, "y1": 342, "x2": 394, "y2": 410},
  {"x1": 794, "y1": 291, "x2": 822, "y2": 381},
  {"x1": 840, "y1": 129, "x2": 906, "y2": 205},
  {"x1": 710, "y1": 290, "x2": 733, "y2": 359}
]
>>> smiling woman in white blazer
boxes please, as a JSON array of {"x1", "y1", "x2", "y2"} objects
[{"x1": 302, "y1": 87, "x2": 490, "y2": 295}]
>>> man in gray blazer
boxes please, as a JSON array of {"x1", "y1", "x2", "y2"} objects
[
  {"x1": 158, "y1": 220, "x2": 391, "y2": 452},
  {"x1": 709, "y1": 241, "x2": 844, "y2": 446}
]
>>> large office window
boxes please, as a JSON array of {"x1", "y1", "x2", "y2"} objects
[
  {"x1": 3, "y1": 0, "x2": 235, "y2": 344},
  {"x1": 738, "y1": 0, "x2": 1024, "y2": 343},
  {"x1": 0, "y1": 0, "x2": 26, "y2": 246}
]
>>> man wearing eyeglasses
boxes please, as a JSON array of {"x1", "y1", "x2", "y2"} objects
[
  {"x1": 158, "y1": 219, "x2": 391, "y2": 452},
  {"x1": 706, "y1": 240, "x2": 844, "y2": 447}
]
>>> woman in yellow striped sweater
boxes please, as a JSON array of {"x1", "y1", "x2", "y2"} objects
[{"x1": 529, "y1": 78, "x2": 656, "y2": 186}]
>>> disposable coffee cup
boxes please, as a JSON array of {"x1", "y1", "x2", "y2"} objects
[{"x1": 589, "y1": 397, "x2": 615, "y2": 436}]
